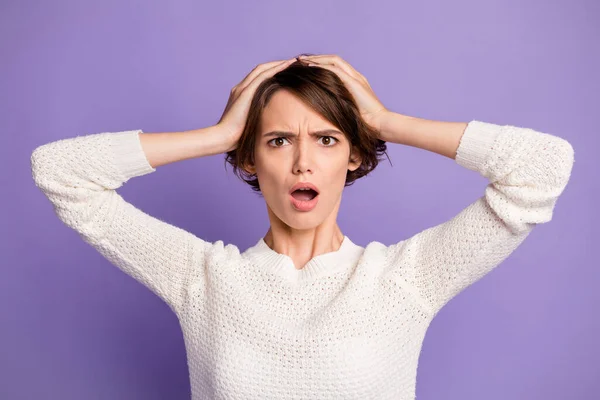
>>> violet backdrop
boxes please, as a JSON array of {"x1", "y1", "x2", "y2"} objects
[{"x1": 2, "y1": 0, "x2": 597, "y2": 399}]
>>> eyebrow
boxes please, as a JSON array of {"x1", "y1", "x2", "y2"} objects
[{"x1": 262, "y1": 129, "x2": 343, "y2": 138}]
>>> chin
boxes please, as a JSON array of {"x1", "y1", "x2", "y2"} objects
[
  {"x1": 277, "y1": 209, "x2": 323, "y2": 230},
  {"x1": 266, "y1": 195, "x2": 328, "y2": 228}
]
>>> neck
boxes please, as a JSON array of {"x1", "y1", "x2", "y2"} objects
[{"x1": 263, "y1": 225, "x2": 345, "y2": 270}]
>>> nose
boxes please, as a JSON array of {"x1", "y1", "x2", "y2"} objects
[{"x1": 292, "y1": 137, "x2": 313, "y2": 174}]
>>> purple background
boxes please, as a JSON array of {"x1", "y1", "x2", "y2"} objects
[{"x1": 3, "y1": 0, "x2": 598, "y2": 399}]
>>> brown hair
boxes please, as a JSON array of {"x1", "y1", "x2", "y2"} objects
[{"x1": 224, "y1": 53, "x2": 391, "y2": 196}]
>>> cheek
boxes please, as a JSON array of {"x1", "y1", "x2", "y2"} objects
[
  {"x1": 329, "y1": 155, "x2": 352, "y2": 175},
  {"x1": 255, "y1": 155, "x2": 283, "y2": 180},
  {"x1": 254, "y1": 148, "x2": 349, "y2": 189},
  {"x1": 254, "y1": 162, "x2": 286, "y2": 197}
]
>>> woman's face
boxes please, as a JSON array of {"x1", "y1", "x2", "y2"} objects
[{"x1": 245, "y1": 89, "x2": 361, "y2": 231}]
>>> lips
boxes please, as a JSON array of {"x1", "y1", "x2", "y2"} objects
[
  {"x1": 289, "y1": 181, "x2": 320, "y2": 212},
  {"x1": 289, "y1": 191, "x2": 319, "y2": 211},
  {"x1": 289, "y1": 181, "x2": 320, "y2": 195}
]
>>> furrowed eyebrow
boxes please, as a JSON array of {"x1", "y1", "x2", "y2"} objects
[{"x1": 262, "y1": 129, "x2": 343, "y2": 138}]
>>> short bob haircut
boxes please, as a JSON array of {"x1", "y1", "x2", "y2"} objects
[{"x1": 224, "y1": 53, "x2": 390, "y2": 195}]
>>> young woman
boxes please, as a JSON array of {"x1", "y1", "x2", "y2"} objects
[{"x1": 31, "y1": 54, "x2": 574, "y2": 399}]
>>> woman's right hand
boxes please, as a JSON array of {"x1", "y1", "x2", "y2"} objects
[{"x1": 217, "y1": 58, "x2": 296, "y2": 152}]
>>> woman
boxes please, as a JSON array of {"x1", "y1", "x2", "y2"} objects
[{"x1": 30, "y1": 54, "x2": 575, "y2": 399}]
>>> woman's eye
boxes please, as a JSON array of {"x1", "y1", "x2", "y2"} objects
[
  {"x1": 268, "y1": 137, "x2": 291, "y2": 147},
  {"x1": 318, "y1": 136, "x2": 339, "y2": 146},
  {"x1": 268, "y1": 136, "x2": 338, "y2": 147}
]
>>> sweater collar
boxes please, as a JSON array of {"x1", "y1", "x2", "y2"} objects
[{"x1": 243, "y1": 235, "x2": 364, "y2": 283}]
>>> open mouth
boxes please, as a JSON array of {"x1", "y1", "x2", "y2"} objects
[
  {"x1": 289, "y1": 188, "x2": 320, "y2": 211},
  {"x1": 290, "y1": 188, "x2": 319, "y2": 201}
]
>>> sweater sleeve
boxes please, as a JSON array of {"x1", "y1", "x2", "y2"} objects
[
  {"x1": 384, "y1": 120, "x2": 575, "y2": 317},
  {"x1": 30, "y1": 129, "x2": 210, "y2": 316}
]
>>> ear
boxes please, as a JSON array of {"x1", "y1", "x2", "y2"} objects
[
  {"x1": 348, "y1": 146, "x2": 362, "y2": 172},
  {"x1": 243, "y1": 161, "x2": 257, "y2": 175}
]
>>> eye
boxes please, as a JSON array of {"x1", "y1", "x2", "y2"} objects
[
  {"x1": 268, "y1": 137, "x2": 291, "y2": 147},
  {"x1": 318, "y1": 136, "x2": 339, "y2": 146},
  {"x1": 267, "y1": 136, "x2": 339, "y2": 147}
]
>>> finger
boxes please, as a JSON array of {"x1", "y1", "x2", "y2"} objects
[
  {"x1": 238, "y1": 59, "x2": 293, "y2": 91},
  {"x1": 303, "y1": 55, "x2": 366, "y2": 82},
  {"x1": 308, "y1": 56, "x2": 364, "y2": 82},
  {"x1": 237, "y1": 59, "x2": 288, "y2": 90},
  {"x1": 306, "y1": 61, "x2": 359, "y2": 87},
  {"x1": 225, "y1": 59, "x2": 291, "y2": 113},
  {"x1": 241, "y1": 58, "x2": 295, "y2": 93}
]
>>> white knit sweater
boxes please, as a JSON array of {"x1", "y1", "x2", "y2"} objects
[{"x1": 30, "y1": 120, "x2": 574, "y2": 399}]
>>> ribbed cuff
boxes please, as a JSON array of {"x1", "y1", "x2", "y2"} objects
[
  {"x1": 455, "y1": 120, "x2": 504, "y2": 172},
  {"x1": 109, "y1": 129, "x2": 157, "y2": 180}
]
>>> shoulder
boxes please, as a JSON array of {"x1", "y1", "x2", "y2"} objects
[
  {"x1": 189, "y1": 236, "x2": 243, "y2": 266},
  {"x1": 360, "y1": 238, "x2": 410, "y2": 262},
  {"x1": 357, "y1": 237, "x2": 422, "y2": 283},
  {"x1": 358, "y1": 239, "x2": 406, "y2": 272}
]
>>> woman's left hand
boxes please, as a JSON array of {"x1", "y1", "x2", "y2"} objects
[{"x1": 299, "y1": 54, "x2": 390, "y2": 139}]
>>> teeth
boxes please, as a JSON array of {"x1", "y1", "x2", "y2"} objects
[{"x1": 293, "y1": 187, "x2": 317, "y2": 193}]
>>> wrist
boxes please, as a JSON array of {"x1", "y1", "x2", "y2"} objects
[
  {"x1": 187, "y1": 125, "x2": 236, "y2": 156},
  {"x1": 378, "y1": 111, "x2": 415, "y2": 144},
  {"x1": 214, "y1": 123, "x2": 239, "y2": 152}
]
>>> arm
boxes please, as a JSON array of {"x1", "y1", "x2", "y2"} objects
[
  {"x1": 382, "y1": 116, "x2": 575, "y2": 317},
  {"x1": 138, "y1": 125, "x2": 232, "y2": 168},
  {"x1": 30, "y1": 125, "x2": 232, "y2": 316},
  {"x1": 377, "y1": 112, "x2": 469, "y2": 160}
]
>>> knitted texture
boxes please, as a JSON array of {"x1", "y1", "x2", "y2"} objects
[{"x1": 30, "y1": 120, "x2": 574, "y2": 399}]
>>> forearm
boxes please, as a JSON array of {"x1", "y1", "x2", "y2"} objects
[
  {"x1": 139, "y1": 124, "x2": 231, "y2": 168},
  {"x1": 379, "y1": 112, "x2": 468, "y2": 160}
]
